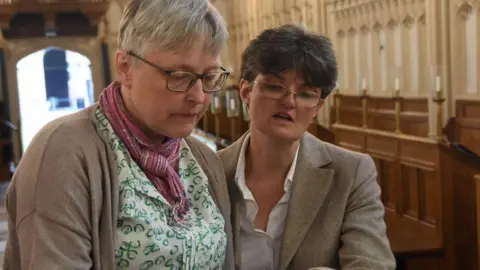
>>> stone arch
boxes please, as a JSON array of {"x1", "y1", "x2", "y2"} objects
[{"x1": 5, "y1": 37, "x2": 104, "y2": 162}]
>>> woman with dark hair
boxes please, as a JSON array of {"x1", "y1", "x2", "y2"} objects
[{"x1": 218, "y1": 24, "x2": 395, "y2": 270}]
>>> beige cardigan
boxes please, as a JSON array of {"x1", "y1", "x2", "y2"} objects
[
  {"x1": 218, "y1": 132, "x2": 395, "y2": 270},
  {"x1": 3, "y1": 105, "x2": 235, "y2": 270}
]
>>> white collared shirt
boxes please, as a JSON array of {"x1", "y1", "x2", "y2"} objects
[{"x1": 234, "y1": 134, "x2": 300, "y2": 270}]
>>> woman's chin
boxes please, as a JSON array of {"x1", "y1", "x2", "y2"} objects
[
  {"x1": 160, "y1": 125, "x2": 196, "y2": 139},
  {"x1": 259, "y1": 125, "x2": 302, "y2": 143}
]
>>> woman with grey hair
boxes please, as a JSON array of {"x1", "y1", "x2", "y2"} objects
[
  {"x1": 218, "y1": 24, "x2": 395, "y2": 270},
  {"x1": 3, "y1": 1, "x2": 234, "y2": 269}
]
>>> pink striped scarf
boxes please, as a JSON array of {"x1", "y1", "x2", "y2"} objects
[{"x1": 99, "y1": 82, "x2": 189, "y2": 223}]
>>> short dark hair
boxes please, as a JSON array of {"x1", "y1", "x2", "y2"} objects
[{"x1": 240, "y1": 24, "x2": 338, "y2": 99}]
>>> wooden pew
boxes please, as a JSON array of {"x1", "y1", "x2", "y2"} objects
[
  {"x1": 333, "y1": 123, "x2": 480, "y2": 270},
  {"x1": 475, "y1": 174, "x2": 480, "y2": 270},
  {"x1": 200, "y1": 110, "x2": 216, "y2": 136},
  {"x1": 307, "y1": 122, "x2": 335, "y2": 144},
  {"x1": 455, "y1": 100, "x2": 480, "y2": 156}
]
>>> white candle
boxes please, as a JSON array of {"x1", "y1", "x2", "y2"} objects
[
  {"x1": 362, "y1": 78, "x2": 367, "y2": 90},
  {"x1": 214, "y1": 96, "x2": 220, "y2": 108},
  {"x1": 230, "y1": 99, "x2": 236, "y2": 111},
  {"x1": 435, "y1": 75, "x2": 441, "y2": 92},
  {"x1": 394, "y1": 78, "x2": 400, "y2": 91}
]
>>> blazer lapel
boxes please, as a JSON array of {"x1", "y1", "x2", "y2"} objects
[{"x1": 280, "y1": 133, "x2": 334, "y2": 270}]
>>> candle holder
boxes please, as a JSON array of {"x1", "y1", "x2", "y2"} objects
[
  {"x1": 431, "y1": 65, "x2": 446, "y2": 141},
  {"x1": 334, "y1": 88, "x2": 341, "y2": 124},
  {"x1": 433, "y1": 89, "x2": 446, "y2": 142},
  {"x1": 393, "y1": 89, "x2": 402, "y2": 134},
  {"x1": 389, "y1": 66, "x2": 403, "y2": 94},
  {"x1": 361, "y1": 88, "x2": 368, "y2": 128}
]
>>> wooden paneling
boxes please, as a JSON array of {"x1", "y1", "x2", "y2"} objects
[
  {"x1": 0, "y1": 0, "x2": 108, "y2": 38},
  {"x1": 335, "y1": 127, "x2": 364, "y2": 151},
  {"x1": 334, "y1": 123, "x2": 480, "y2": 270},
  {"x1": 476, "y1": 175, "x2": 480, "y2": 270},
  {"x1": 307, "y1": 123, "x2": 335, "y2": 144},
  {"x1": 403, "y1": 256, "x2": 442, "y2": 270},
  {"x1": 439, "y1": 144, "x2": 480, "y2": 270},
  {"x1": 335, "y1": 125, "x2": 442, "y2": 254},
  {"x1": 332, "y1": 96, "x2": 429, "y2": 137},
  {"x1": 197, "y1": 110, "x2": 249, "y2": 149},
  {"x1": 456, "y1": 100, "x2": 480, "y2": 156},
  {"x1": 217, "y1": 110, "x2": 230, "y2": 141},
  {"x1": 203, "y1": 110, "x2": 215, "y2": 135},
  {"x1": 231, "y1": 117, "x2": 248, "y2": 141}
]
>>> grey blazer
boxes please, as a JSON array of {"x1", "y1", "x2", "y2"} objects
[{"x1": 218, "y1": 132, "x2": 395, "y2": 270}]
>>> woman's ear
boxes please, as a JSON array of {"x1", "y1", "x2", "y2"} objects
[
  {"x1": 115, "y1": 50, "x2": 133, "y2": 88},
  {"x1": 239, "y1": 79, "x2": 252, "y2": 106},
  {"x1": 312, "y1": 99, "x2": 325, "y2": 120},
  {"x1": 316, "y1": 99, "x2": 325, "y2": 111}
]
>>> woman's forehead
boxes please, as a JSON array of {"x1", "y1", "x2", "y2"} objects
[
  {"x1": 146, "y1": 48, "x2": 221, "y2": 72},
  {"x1": 257, "y1": 71, "x2": 306, "y2": 82}
]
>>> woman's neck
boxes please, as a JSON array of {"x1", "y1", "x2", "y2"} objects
[
  {"x1": 245, "y1": 129, "x2": 299, "y2": 181},
  {"x1": 120, "y1": 86, "x2": 166, "y2": 144}
]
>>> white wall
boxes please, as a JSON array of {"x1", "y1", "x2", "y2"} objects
[{"x1": 17, "y1": 48, "x2": 92, "y2": 152}]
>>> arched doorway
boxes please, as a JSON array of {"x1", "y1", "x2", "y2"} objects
[{"x1": 16, "y1": 47, "x2": 94, "y2": 152}]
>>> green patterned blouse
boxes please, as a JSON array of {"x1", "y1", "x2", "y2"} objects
[{"x1": 94, "y1": 108, "x2": 227, "y2": 269}]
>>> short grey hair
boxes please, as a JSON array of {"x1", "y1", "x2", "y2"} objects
[{"x1": 118, "y1": 0, "x2": 228, "y2": 57}]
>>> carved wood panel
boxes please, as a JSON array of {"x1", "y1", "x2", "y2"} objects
[
  {"x1": 204, "y1": 110, "x2": 215, "y2": 135},
  {"x1": 374, "y1": 157, "x2": 396, "y2": 211},
  {"x1": 456, "y1": 100, "x2": 480, "y2": 155},
  {"x1": 332, "y1": 95, "x2": 429, "y2": 136},
  {"x1": 334, "y1": 123, "x2": 480, "y2": 269},
  {"x1": 360, "y1": 133, "x2": 442, "y2": 253}
]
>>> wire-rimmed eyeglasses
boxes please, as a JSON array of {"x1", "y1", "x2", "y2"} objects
[
  {"x1": 127, "y1": 51, "x2": 229, "y2": 93},
  {"x1": 253, "y1": 80, "x2": 323, "y2": 108}
]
